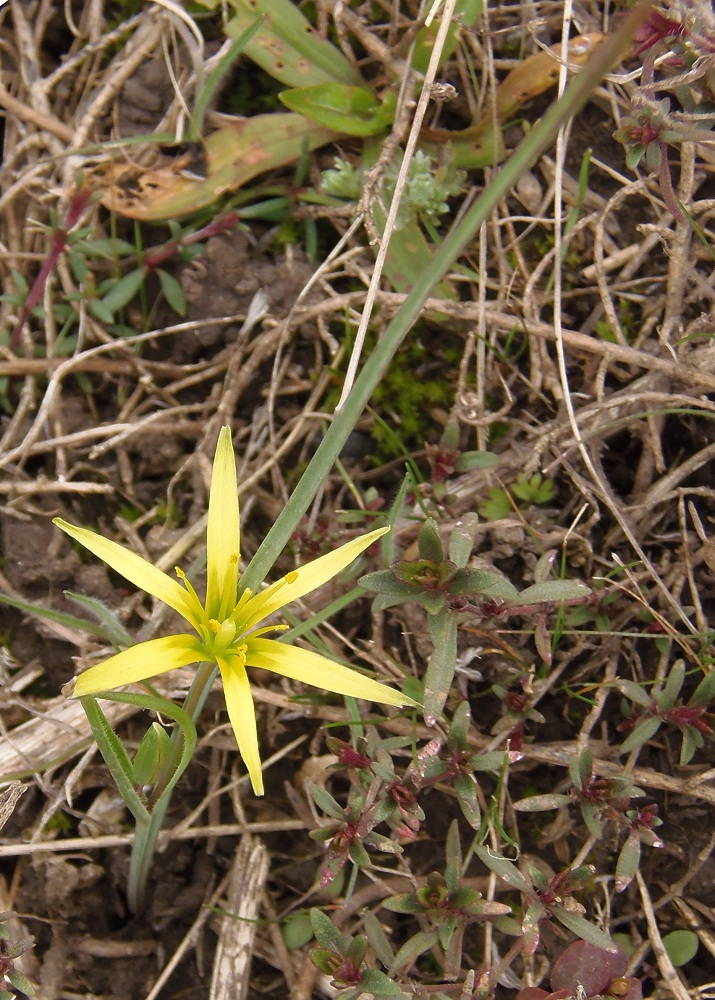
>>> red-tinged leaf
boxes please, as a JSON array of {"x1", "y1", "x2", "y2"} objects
[
  {"x1": 551, "y1": 939, "x2": 626, "y2": 994},
  {"x1": 522, "y1": 901, "x2": 545, "y2": 956}
]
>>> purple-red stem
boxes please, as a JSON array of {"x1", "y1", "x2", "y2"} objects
[
  {"x1": 143, "y1": 212, "x2": 240, "y2": 270},
  {"x1": 10, "y1": 186, "x2": 92, "y2": 349}
]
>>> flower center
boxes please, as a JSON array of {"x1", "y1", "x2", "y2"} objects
[{"x1": 209, "y1": 617, "x2": 238, "y2": 652}]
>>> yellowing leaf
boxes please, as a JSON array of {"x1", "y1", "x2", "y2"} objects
[{"x1": 91, "y1": 114, "x2": 339, "y2": 221}]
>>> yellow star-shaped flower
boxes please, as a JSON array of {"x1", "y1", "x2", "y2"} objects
[{"x1": 55, "y1": 427, "x2": 414, "y2": 794}]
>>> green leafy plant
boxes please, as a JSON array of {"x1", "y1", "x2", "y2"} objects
[
  {"x1": 383, "y1": 821, "x2": 510, "y2": 979},
  {"x1": 613, "y1": 7, "x2": 715, "y2": 218},
  {"x1": 474, "y1": 847, "x2": 616, "y2": 956},
  {"x1": 514, "y1": 747, "x2": 663, "y2": 892},
  {"x1": 361, "y1": 515, "x2": 591, "y2": 724},
  {"x1": 616, "y1": 659, "x2": 715, "y2": 764},
  {"x1": 310, "y1": 907, "x2": 404, "y2": 1000}
]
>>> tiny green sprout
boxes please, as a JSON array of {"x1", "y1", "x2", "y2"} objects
[
  {"x1": 382, "y1": 150, "x2": 467, "y2": 229},
  {"x1": 320, "y1": 157, "x2": 362, "y2": 201},
  {"x1": 480, "y1": 473, "x2": 557, "y2": 521},
  {"x1": 321, "y1": 150, "x2": 466, "y2": 231},
  {"x1": 55, "y1": 427, "x2": 416, "y2": 795}
]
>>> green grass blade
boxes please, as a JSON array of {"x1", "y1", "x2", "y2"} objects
[{"x1": 241, "y1": 5, "x2": 649, "y2": 593}]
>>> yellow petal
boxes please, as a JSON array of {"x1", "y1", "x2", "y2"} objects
[
  {"x1": 54, "y1": 518, "x2": 196, "y2": 623},
  {"x1": 217, "y1": 653, "x2": 264, "y2": 795},
  {"x1": 242, "y1": 526, "x2": 389, "y2": 630},
  {"x1": 206, "y1": 427, "x2": 240, "y2": 621},
  {"x1": 73, "y1": 634, "x2": 204, "y2": 696},
  {"x1": 246, "y1": 637, "x2": 416, "y2": 708}
]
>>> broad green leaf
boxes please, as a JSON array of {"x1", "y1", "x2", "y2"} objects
[
  {"x1": 362, "y1": 910, "x2": 395, "y2": 968},
  {"x1": 692, "y1": 667, "x2": 715, "y2": 706},
  {"x1": 282, "y1": 912, "x2": 314, "y2": 951},
  {"x1": 662, "y1": 929, "x2": 699, "y2": 967},
  {"x1": 449, "y1": 513, "x2": 479, "y2": 569},
  {"x1": 449, "y1": 568, "x2": 519, "y2": 600},
  {"x1": 445, "y1": 820, "x2": 462, "y2": 894},
  {"x1": 225, "y1": 0, "x2": 363, "y2": 88},
  {"x1": 90, "y1": 298, "x2": 117, "y2": 324},
  {"x1": 615, "y1": 830, "x2": 641, "y2": 892},
  {"x1": 617, "y1": 679, "x2": 653, "y2": 708},
  {"x1": 382, "y1": 893, "x2": 424, "y2": 915},
  {"x1": 454, "y1": 450, "x2": 500, "y2": 472},
  {"x1": 359, "y1": 969, "x2": 406, "y2": 997},
  {"x1": 474, "y1": 846, "x2": 532, "y2": 892},
  {"x1": 308, "y1": 782, "x2": 345, "y2": 821},
  {"x1": 389, "y1": 928, "x2": 439, "y2": 975},
  {"x1": 280, "y1": 84, "x2": 395, "y2": 136},
  {"x1": 680, "y1": 725, "x2": 703, "y2": 766},
  {"x1": 513, "y1": 792, "x2": 572, "y2": 812},
  {"x1": 657, "y1": 659, "x2": 685, "y2": 709},
  {"x1": 418, "y1": 520, "x2": 444, "y2": 563}
]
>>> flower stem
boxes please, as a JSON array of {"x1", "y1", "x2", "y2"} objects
[{"x1": 127, "y1": 662, "x2": 218, "y2": 912}]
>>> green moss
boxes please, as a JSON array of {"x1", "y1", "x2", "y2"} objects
[{"x1": 326, "y1": 325, "x2": 461, "y2": 462}]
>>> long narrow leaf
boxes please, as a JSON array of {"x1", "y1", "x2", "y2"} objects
[
  {"x1": 0, "y1": 591, "x2": 114, "y2": 639},
  {"x1": 65, "y1": 591, "x2": 134, "y2": 647},
  {"x1": 81, "y1": 696, "x2": 150, "y2": 824},
  {"x1": 241, "y1": 5, "x2": 650, "y2": 594}
]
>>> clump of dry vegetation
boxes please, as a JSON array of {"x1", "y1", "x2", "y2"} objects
[{"x1": 0, "y1": 1, "x2": 714, "y2": 998}]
